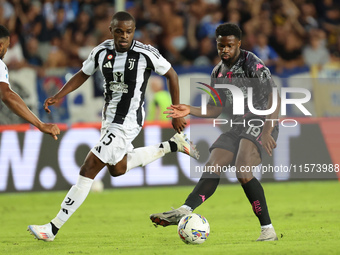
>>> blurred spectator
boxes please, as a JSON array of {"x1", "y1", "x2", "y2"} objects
[
  {"x1": 181, "y1": 0, "x2": 206, "y2": 64},
  {"x1": 299, "y1": 1, "x2": 319, "y2": 32},
  {"x1": 57, "y1": 0, "x2": 79, "y2": 23},
  {"x1": 193, "y1": 36, "x2": 217, "y2": 67},
  {"x1": 275, "y1": 32, "x2": 305, "y2": 74},
  {"x1": 0, "y1": 0, "x2": 336, "y2": 73},
  {"x1": 226, "y1": 9, "x2": 241, "y2": 26},
  {"x1": 253, "y1": 33, "x2": 279, "y2": 69},
  {"x1": 25, "y1": 37, "x2": 43, "y2": 67},
  {"x1": 198, "y1": 9, "x2": 223, "y2": 39},
  {"x1": 330, "y1": 34, "x2": 340, "y2": 62},
  {"x1": 14, "y1": 0, "x2": 44, "y2": 43},
  {"x1": 54, "y1": 7, "x2": 68, "y2": 35},
  {"x1": 42, "y1": 0, "x2": 56, "y2": 24},
  {"x1": 63, "y1": 9, "x2": 95, "y2": 67},
  {"x1": 159, "y1": 1, "x2": 186, "y2": 64},
  {"x1": 44, "y1": 34, "x2": 67, "y2": 68},
  {"x1": 78, "y1": 34, "x2": 97, "y2": 61},
  {"x1": 303, "y1": 29, "x2": 330, "y2": 70},
  {"x1": 3, "y1": 33, "x2": 25, "y2": 70},
  {"x1": 320, "y1": 4, "x2": 340, "y2": 48},
  {"x1": 0, "y1": 0, "x2": 15, "y2": 31}
]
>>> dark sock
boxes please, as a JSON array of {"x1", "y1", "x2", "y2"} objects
[
  {"x1": 241, "y1": 177, "x2": 271, "y2": 226},
  {"x1": 50, "y1": 222, "x2": 59, "y2": 236},
  {"x1": 184, "y1": 172, "x2": 220, "y2": 210},
  {"x1": 168, "y1": 140, "x2": 178, "y2": 152}
]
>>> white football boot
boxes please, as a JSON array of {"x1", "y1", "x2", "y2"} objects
[
  {"x1": 256, "y1": 227, "x2": 278, "y2": 241},
  {"x1": 170, "y1": 132, "x2": 200, "y2": 160},
  {"x1": 27, "y1": 223, "x2": 55, "y2": 242}
]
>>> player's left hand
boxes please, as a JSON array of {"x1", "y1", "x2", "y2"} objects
[
  {"x1": 172, "y1": 117, "x2": 186, "y2": 133},
  {"x1": 44, "y1": 96, "x2": 59, "y2": 114},
  {"x1": 261, "y1": 133, "x2": 277, "y2": 156}
]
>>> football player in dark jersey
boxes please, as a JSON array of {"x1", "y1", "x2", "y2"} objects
[{"x1": 150, "y1": 23, "x2": 280, "y2": 241}]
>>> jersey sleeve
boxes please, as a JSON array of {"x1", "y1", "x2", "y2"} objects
[
  {"x1": 142, "y1": 45, "x2": 171, "y2": 75},
  {"x1": 81, "y1": 47, "x2": 100, "y2": 76},
  {"x1": 0, "y1": 61, "x2": 9, "y2": 85},
  {"x1": 247, "y1": 55, "x2": 276, "y2": 97},
  {"x1": 153, "y1": 53, "x2": 171, "y2": 75}
]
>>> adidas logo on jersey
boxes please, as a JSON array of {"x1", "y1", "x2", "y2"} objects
[
  {"x1": 103, "y1": 62, "x2": 112, "y2": 68},
  {"x1": 95, "y1": 146, "x2": 102, "y2": 153}
]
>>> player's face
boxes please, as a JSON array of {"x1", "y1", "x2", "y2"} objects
[
  {"x1": 216, "y1": 35, "x2": 241, "y2": 66},
  {"x1": 110, "y1": 20, "x2": 135, "y2": 52},
  {"x1": 0, "y1": 37, "x2": 10, "y2": 60}
]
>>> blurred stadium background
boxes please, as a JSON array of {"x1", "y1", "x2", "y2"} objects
[{"x1": 0, "y1": 0, "x2": 340, "y2": 193}]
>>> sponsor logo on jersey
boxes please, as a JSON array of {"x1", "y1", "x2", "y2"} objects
[{"x1": 109, "y1": 72, "x2": 128, "y2": 93}]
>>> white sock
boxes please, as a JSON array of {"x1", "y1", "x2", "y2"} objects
[
  {"x1": 261, "y1": 224, "x2": 273, "y2": 229},
  {"x1": 180, "y1": 205, "x2": 193, "y2": 212},
  {"x1": 51, "y1": 175, "x2": 93, "y2": 229},
  {"x1": 126, "y1": 142, "x2": 171, "y2": 172}
]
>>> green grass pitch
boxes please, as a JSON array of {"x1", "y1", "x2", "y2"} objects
[{"x1": 1, "y1": 181, "x2": 340, "y2": 255}]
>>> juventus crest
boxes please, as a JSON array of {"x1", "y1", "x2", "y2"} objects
[{"x1": 128, "y1": 58, "x2": 136, "y2": 70}]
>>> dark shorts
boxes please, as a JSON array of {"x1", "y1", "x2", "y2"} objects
[{"x1": 209, "y1": 119, "x2": 279, "y2": 159}]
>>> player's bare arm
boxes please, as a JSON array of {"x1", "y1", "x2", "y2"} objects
[
  {"x1": 163, "y1": 67, "x2": 186, "y2": 133},
  {"x1": 164, "y1": 104, "x2": 223, "y2": 118},
  {"x1": 44, "y1": 70, "x2": 90, "y2": 113},
  {"x1": 261, "y1": 91, "x2": 281, "y2": 156},
  {"x1": 0, "y1": 82, "x2": 60, "y2": 140}
]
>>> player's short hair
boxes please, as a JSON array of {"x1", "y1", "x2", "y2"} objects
[
  {"x1": 215, "y1": 23, "x2": 242, "y2": 40},
  {"x1": 0, "y1": 25, "x2": 10, "y2": 39},
  {"x1": 111, "y1": 11, "x2": 135, "y2": 24}
]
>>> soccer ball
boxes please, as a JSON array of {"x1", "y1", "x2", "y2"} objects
[{"x1": 177, "y1": 213, "x2": 210, "y2": 244}]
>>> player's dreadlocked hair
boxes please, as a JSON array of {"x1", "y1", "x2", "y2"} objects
[
  {"x1": 112, "y1": 11, "x2": 135, "y2": 24},
  {"x1": 0, "y1": 25, "x2": 10, "y2": 39},
  {"x1": 215, "y1": 23, "x2": 242, "y2": 40}
]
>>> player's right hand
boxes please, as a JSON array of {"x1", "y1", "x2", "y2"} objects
[
  {"x1": 38, "y1": 123, "x2": 61, "y2": 140},
  {"x1": 164, "y1": 104, "x2": 190, "y2": 118},
  {"x1": 44, "y1": 96, "x2": 59, "y2": 113}
]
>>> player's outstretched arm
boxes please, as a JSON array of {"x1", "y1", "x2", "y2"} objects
[
  {"x1": 164, "y1": 104, "x2": 222, "y2": 118},
  {"x1": 0, "y1": 82, "x2": 60, "y2": 140},
  {"x1": 163, "y1": 67, "x2": 186, "y2": 133},
  {"x1": 44, "y1": 70, "x2": 89, "y2": 113},
  {"x1": 164, "y1": 104, "x2": 190, "y2": 118}
]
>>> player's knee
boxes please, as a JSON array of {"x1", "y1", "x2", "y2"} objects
[
  {"x1": 236, "y1": 164, "x2": 254, "y2": 183},
  {"x1": 108, "y1": 165, "x2": 126, "y2": 177},
  {"x1": 237, "y1": 176, "x2": 253, "y2": 185},
  {"x1": 80, "y1": 163, "x2": 95, "y2": 178},
  {"x1": 204, "y1": 161, "x2": 222, "y2": 175}
]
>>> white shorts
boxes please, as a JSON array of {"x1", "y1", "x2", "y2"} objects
[{"x1": 91, "y1": 122, "x2": 142, "y2": 165}]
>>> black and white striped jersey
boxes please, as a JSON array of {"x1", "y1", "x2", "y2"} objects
[
  {"x1": 82, "y1": 39, "x2": 171, "y2": 127},
  {"x1": 0, "y1": 59, "x2": 10, "y2": 85}
]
